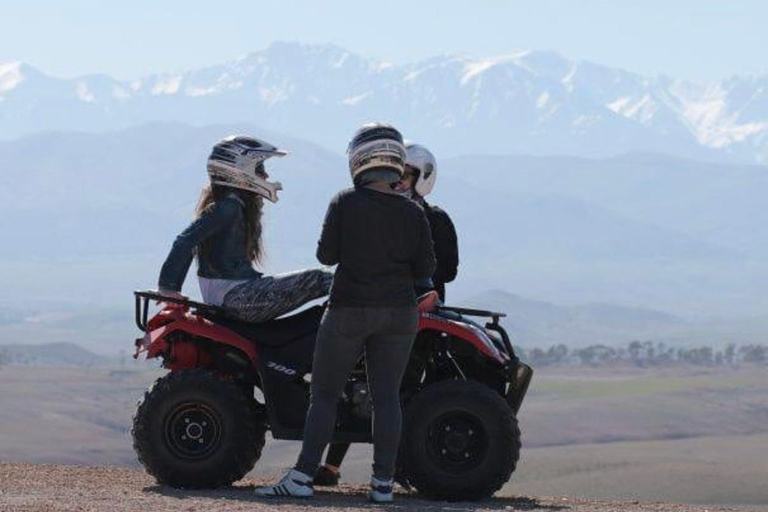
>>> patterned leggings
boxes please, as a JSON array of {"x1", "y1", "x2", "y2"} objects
[{"x1": 222, "y1": 268, "x2": 334, "y2": 323}]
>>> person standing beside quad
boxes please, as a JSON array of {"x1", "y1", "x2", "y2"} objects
[
  {"x1": 398, "y1": 142, "x2": 459, "y2": 301},
  {"x1": 255, "y1": 123, "x2": 436, "y2": 502},
  {"x1": 314, "y1": 141, "x2": 459, "y2": 487}
]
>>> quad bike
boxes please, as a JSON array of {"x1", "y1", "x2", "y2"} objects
[{"x1": 131, "y1": 290, "x2": 533, "y2": 501}]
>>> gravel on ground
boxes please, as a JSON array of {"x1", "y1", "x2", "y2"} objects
[{"x1": 0, "y1": 463, "x2": 753, "y2": 512}]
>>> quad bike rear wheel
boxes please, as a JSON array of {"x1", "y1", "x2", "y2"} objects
[
  {"x1": 400, "y1": 379, "x2": 520, "y2": 501},
  {"x1": 132, "y1": 369, "x2": 266, "y2": 488}
]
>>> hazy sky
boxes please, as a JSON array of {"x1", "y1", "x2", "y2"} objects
[{"x1": 2, "y1": 0, "x2": 766, "y2": 80}]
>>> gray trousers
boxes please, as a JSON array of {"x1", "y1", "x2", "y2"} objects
[
  {"x1": 222, "y1": 268, "x2": 333, "y2": 323},
  {"x1": 295, "y1": 306, "x2": 418, "y2": 480}
]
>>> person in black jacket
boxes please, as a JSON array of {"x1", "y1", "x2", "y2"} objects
[
  {"x1": 398, "y1": 142, "x2": 459, "y2": 301},
  {"x1": 314, "y1": 142, "x2": 459, "y2": 487},
  {"x1": 255, "y1": 123, "x2": 436, "y2": 503}
]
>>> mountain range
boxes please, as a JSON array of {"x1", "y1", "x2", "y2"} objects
[
  {"x1": 2, "y1": 42, "x2": 768, "y2": 348},
  {"x1": 2, "y1": 41, "x2": 768, "y2": 162},
  {"x1": 1, "y1": 122, "x2": 766, "y2": 321}
]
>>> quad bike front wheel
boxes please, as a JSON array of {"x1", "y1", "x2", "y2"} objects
[
  {"x1": 132, "y1": 369, "x2": 266, "y2": 488},
  {"x1": 400, "y1": 379, "x2": 521, "y2": 501}
]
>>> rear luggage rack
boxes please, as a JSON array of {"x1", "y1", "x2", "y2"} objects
[{"x1": 134, "y1": 290, "x2": 227, "y2": 332}]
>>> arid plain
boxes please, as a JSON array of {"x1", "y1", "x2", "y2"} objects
[{"x1": 1, "y1": 364, "x2": 767, "y2": 508}]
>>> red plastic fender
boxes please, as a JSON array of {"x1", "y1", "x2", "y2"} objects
[
  {"x1": 144, "y1": 313, "x2": 258, "y2": 368},
  {"x1": 418, "y1": 312, "x2": 505, "y2": 364},
  {"x1": 166, "y1": 339, "x2": 212, "y2": 370}
]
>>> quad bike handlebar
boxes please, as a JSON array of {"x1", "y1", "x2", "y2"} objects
[
  {"x1": 437, "y1": 305, "x2": 506, "y2": 321},
  {"x1": 434, "y1": 305, "x2": 511, "y2": 357}
]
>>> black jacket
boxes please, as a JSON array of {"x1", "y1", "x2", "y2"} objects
[
  {"x1": 422, "y1": 200, "x2": 459, "y2": 300},
  {"x1": 158, "y1": 195, "x2": 261, "y2": 292},
  {"x1": 317, "y1": 186, "x2": 436, "y2": 308}
]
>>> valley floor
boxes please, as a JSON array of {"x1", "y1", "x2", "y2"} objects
[{"x1": 1, "y1": 366, "x2": 767, "y2": 508}]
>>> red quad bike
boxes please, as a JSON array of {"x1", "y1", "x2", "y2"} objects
[{"x1": 131, "y1": 290, "x2": 533, "y2": 501}]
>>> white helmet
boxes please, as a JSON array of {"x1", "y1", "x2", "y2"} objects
[
  {"x1": 347, "y1": 123, "x2": 406, "y2": 184},
  {"x1": 207, "y1": 135, "x2": 288, "y2": 202},
  {"x1": 405, "y1": 142, "x2": 437, "y2": 197}
]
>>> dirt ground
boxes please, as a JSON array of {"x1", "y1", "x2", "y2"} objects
[
  {"x1": 3, "y1": 367, "x2": 768, "y2": 508},
  {"x1": 0, "y1": 463, "x2": 759, "y2": 512}
]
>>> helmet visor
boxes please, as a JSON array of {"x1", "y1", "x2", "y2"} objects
[{"x1": 403, "y1": 165, "x2": 420, "y2": 178}]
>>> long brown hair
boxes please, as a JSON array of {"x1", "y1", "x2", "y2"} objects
[{"x1": 196, "y1": 184, "x2": 264, "y2": 265}]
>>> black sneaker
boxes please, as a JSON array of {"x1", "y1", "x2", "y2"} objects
[
  {"x1": 394, "y1": 470, "x2": 411, "y2": 491},
  {"x1": 313, "y1": 465, "x2": 340, "y2": 486}
]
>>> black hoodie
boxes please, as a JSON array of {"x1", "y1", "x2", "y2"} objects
[{"x1": 317, "y1": 186, "x2": 436, "y2": 307}]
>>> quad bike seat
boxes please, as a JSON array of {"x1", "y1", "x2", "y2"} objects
[
  {"x1": 134, "y1": 290, "x2": 324, "y2": 348},
  {"x1": 211, "y1": 305, "x2": 324, "y2": 347}
]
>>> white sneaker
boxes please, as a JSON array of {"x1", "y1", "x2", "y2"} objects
[
  {"x1": 255, "y1": 468, "x2": 314, "y2": 498},
  {"x1": 368, "y1": 476, "x2": 394, "y2": 503}
]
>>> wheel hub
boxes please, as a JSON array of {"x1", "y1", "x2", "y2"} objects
[
  {"x1": 165, "y1": 403, "x2": 222, "y2": 460},
  {"x1": 445, "y1": 432, "x2": 469, "y2": 453},
  {"x1": 185, "y1": 422, "x2": 204, "y2": 440},
  {"x1": 427, "y1": 411, "x2": 488, "y2": 473}
]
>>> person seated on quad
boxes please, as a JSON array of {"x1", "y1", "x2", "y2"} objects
[
  {"x1": 255, "y1": 123, "x2": 436, "y2": 503},
  {"x1": 315, "y1": 141, "x2": 459, "y2": 487},
  {"x1": 157, "y1": 135, "x2": 333, "y2": 322}
]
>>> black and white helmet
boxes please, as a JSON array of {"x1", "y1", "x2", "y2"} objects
[
  {"x1": 347, "y1": 123, "x2": 406, "y2": 183},
  {"x1": 207, "y1": 135, "x2": 288, "y2": 202},
  {"x1": 405, "y1": 142, "x2": 437, "y2": 197}
]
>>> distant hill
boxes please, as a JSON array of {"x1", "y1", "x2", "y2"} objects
[
  {"x1": 462, "y1": 289, "x2": 685, "y2": 346},
  {"x1": 441, "y1": 153, "x2": 768, "y2": 257},
  {"x1": 0, "y1": 342, "x2": 109, "y2": 367},
  {"x1": 2, "y1": 122, "x2": 759, "y2": 319}
]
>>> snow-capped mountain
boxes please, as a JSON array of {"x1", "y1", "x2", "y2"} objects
[{"x1": 1, "y1": 41, "x2": 767, "y2": 162}]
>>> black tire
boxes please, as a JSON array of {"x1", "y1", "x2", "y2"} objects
[
  {"x1": 400, "y1": 379, "x2": 520, "y2": 501},
  {"x1": 132, "y1": 369, "x2": 266, "y2": 488}
]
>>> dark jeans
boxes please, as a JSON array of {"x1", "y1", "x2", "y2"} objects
[
  {"x1": 325, "y1": 442, "x2": 350, "y2": 468},
  {"x1": 295, "y1": 306, "x2": 418, "y2": 480},
  {"x1": 323, "y1": 284, "x2": 448, "y2": 472}
]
